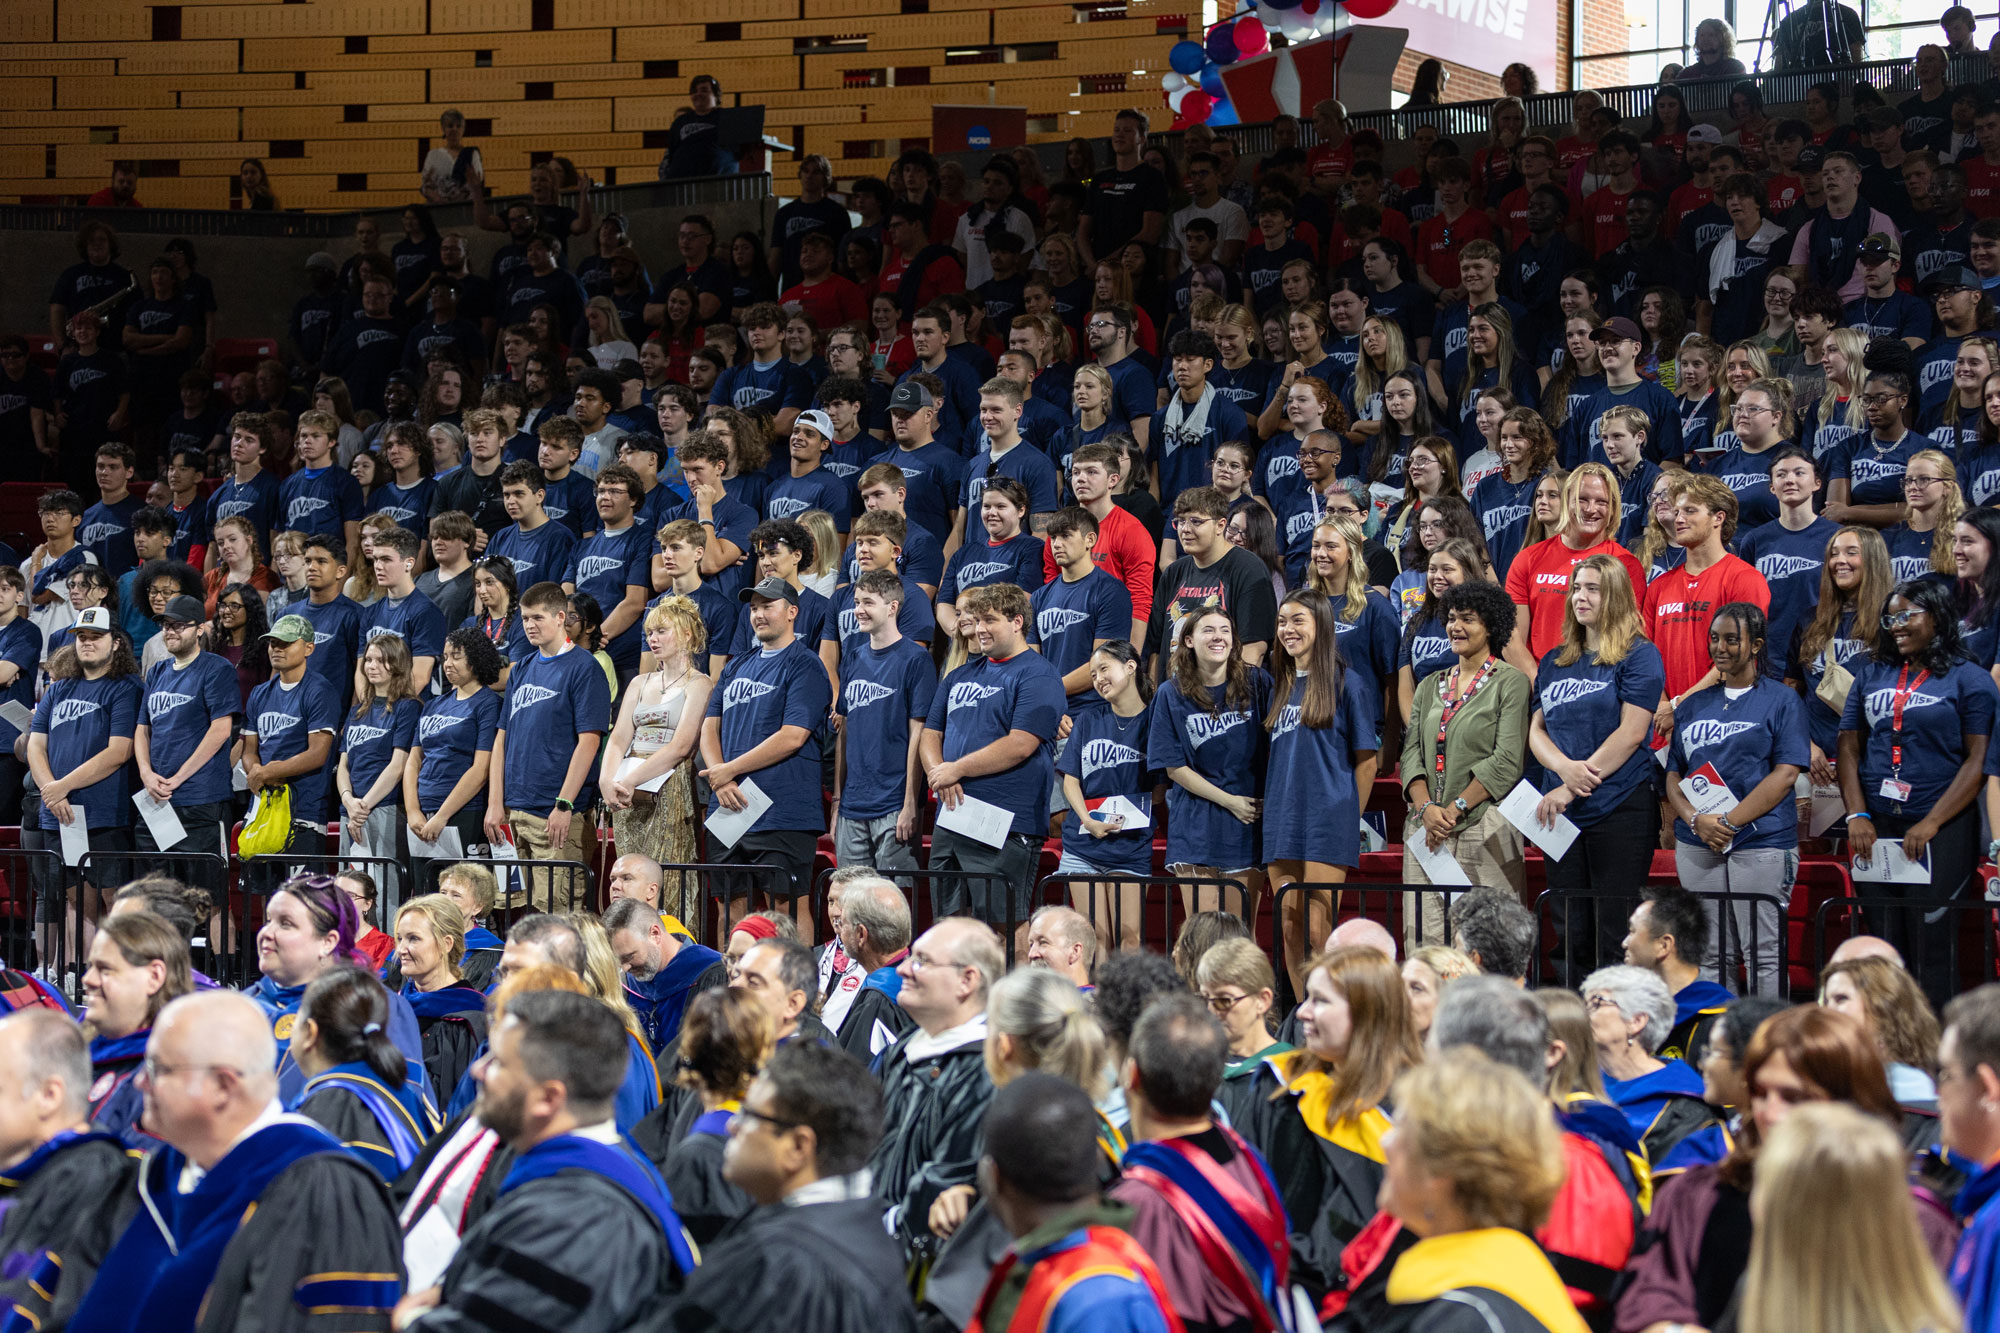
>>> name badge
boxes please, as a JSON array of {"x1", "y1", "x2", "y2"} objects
[{"x1": 1879, "y1": 778, "x2": 1912, "y2": 802}]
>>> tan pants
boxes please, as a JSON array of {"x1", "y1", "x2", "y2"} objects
[
  {"x1": 507, "y1": 809, "x2": 593, "y2": 912},
  {"x1": 1400, "y1": 804, "x2": 1526, "y2": 948}
]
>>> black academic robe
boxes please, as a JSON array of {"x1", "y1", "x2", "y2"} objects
[
  {"x1": 393, "y1": 1106, "x2": 514, "y2": 1241},
  {"x1": 661, "y1": 1124, "x2": 755, "y2": 1246},
  {"x1": 867, "y1": 1028, "x2": 994, "y2": 1259},
  {"x1": 835, "y1": 981, "x2": 913, "y2": 1064},
  {"x1": 664, "y1": 1195, "x2": 919, "y2": 1333},
  {"x1": 632, "y1": 1085, "x2": 702, "y2": 1167},
  {"x1": 0, "y1": 1131, "x2": 136, "y2": 1332},
  {"x1": 411, "y1": 1166, "x2": 686, "y2": 1333}
]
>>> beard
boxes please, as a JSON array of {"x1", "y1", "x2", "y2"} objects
[{"x1": 474, "y1": 1080, "x2": 529, "y2": 1143}]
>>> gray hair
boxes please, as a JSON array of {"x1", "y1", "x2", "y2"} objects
[
  {"x1": 1582, "y1": 965, "x2": 1676, "y2": 1055},
  {"x1": 509, "y1": 912, "x2": 587, "y2": 977},
  {"x1": 1030, "y1": 905, "x2": 1098, "y2": 966},
  {"x1": 940, "y1": 917, "x2": 1005, "y2": 1004},
  {"x1": 1431, "y1": 975, "x2": 1550, "y2": 1081},
  {"x1": 987, "y1": 966, "x2": 1109, "y2": 1098},
  {"x1": 3, "y1": 1009, "x2": 90, "y2": 1120},
  {"x1": 839, "y1": 877, "x2": 912, "y2": 954},
  {"x1": 1450, "y1": 889, "x2": 1538, "y2": 982}
]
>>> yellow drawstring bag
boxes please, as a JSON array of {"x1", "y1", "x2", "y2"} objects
[{"x1": 238, "y1": 783, "x2": 293, "y2": 858}]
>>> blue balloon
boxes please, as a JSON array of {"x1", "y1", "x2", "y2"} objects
[
  {"x1": 1169, "y1": 40, "x2": 1208, "y2": 74},
  {"x1": 1262, "y1": 0, "x2": 1302, "y2": 11},
  {"x1": 1205, "y1": 24, "x2": 1240, "y2": 63},
  {"x1": 1207, "y1": 97, "x2": 1239, "y2": 126},
  {"x1": 1199, "y1": 62, "x2": 1227, "y2": 96}
]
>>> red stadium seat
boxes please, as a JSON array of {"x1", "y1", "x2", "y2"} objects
[
  {"x1": 212, "y1": 337, "x2": 279, "y2": 375},
  {"x1": 17, "y1": 335, "x2": 58, "y2": 372}
]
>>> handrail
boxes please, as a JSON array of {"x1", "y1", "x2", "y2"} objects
[{"x1": 0, "y1": 172, "x2": 772, "y2": 235}]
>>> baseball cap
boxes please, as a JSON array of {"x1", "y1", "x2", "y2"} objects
[
  {"x1": 157, "y1": 595, "x2": 206, "y2": 627},
  {"x1": 738, "y1": 576, "x2": 801, "y2": 605},
  {"x1": 1686, "y1": 124, "x2": 1724, "y2": 145},
  {"x1": 794, "y1": 408, "x2": 834, "y2": 440},
  {"x1": 264, "y1": 613, "x2": 315, "y2": 643},
  {"x1": 1796, "y1": 145, "x2": 1827, "y2": 172},
  {"x1": 1590, "y1": 316, "x2": 1645, "y2": 344},
  {"x1": 305, "y1": 252, "x2": 338, "y2": 273},
  {"x1": 614, "y1": 358, "x2": 644, "y2": 382},
  {"x1": 1925, "y1": 264, "x2": 1982, "y2": 293},
  {"x1": 72, "y1": 607, "x2": 113, "y2": 635},
  {"x1": 607, "y1": 244, "x2": 642, "y2": 266},
  {"x1": 1858, "y1": 231, "x2": 1901, "y2": 260},
  {"x1": 888, "y1": 381, "x2": 935, "y2": 413}
]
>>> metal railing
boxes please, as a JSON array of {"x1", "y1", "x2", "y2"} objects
[
  {"x1": 1534, "y1": 887, "x2": 1789, "y2": 993},
  {"x1": 1813, "y1": 893, "x2": 1999, "y2": 1004}
]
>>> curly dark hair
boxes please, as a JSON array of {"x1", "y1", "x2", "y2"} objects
[
  {"x1": 1439, "y1": 580, "x2": 1518, "y2": 654},
  {"x1": 1872, "y1": 577, "x2": 1966, "y2": 673},
  {"x1": 1092, "y1": 949, "x2": 1188, "y2": 1053},
  {"x1": 443, "y1": 625, "x2": 504, "y2": 688}
]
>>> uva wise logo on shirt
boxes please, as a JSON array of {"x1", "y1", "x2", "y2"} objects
[
  {"x1": 576, "y1": 555, "x2": 626, "y2": 582},
  {"x1": 1080, "y1": 738, "x2": 1141, "y2": 778},
  {"x1": 1411, "y1": 634, "x2": 1448, "y2": 662},
  {"x1": 1185, "y1": 710, "x2": 1250, "y2": 747},
  {"x1": 1847, "y1": 457, "x2": 1908, "y2": 487},
  {"x1": 1892, "y1": 555, "x2": 1932, "y2": 582},
  {"x1": 1541, "y1": 678, "x2": 1611, "y2": 712},
  {"x1": 364, "y1": 625, "x2": 406, "y2": 643},
  {"x1": 256, "y1": 709, "x2": 297, "y2": 737},
  {"x1": 510, "y1": 683, "x2": 560, "y2": 714},
  {"x1": 843, "y1": 679, "x2": 898, "y2": 711},
  {"x1": 216, "y1": 498, "x2": 254, "y2": 522},
  {"x1": 1862, "y1": 686, "x2": 1947, "y2": 726},
  {"x1": 344, "y1": 723, "x2": 389, "y2": 747},
  {"x1": 418, "y1": 712, "x2": 469, "y2": 742},
  {"x1": 354, "y1": 329, "x2": 397, "y2": 349},
  {"x1": 79, "y1": 522, "x2": 125, "y2": 546},
  {"x1": 287, "y1": 496, "x2": 330, "y2": 525},
  {"x1": 956, "y1": 561, "x2": 1010, "y2": 590},
  {"x1": 767, "y1": 496, "x2": 810, "y2": 522},
  {"x1": 1483, "y1": 504, "x2": 1530, "y2": 539},
  {"x1": 1037, "y1": 607, "x2": 1090, "y2": 640},
  {"x1": 1271, "y1": 703, "x2": 1303, "y2": 740},
  {"x1": 146, "y1": 691, "x2": 194, "y2": 720},
  {"x1": 1718, "y1": 472, "x2": 1768, "y2": 492},
  {"x1": 1756, "y1": 554, "x2": 1822, "y2": 582},
  {"x1": 1680, "y1": 718, "x2": 1760, "y2": 750},
  {"x1": 948, "y1": 681, "x2": 1003, "y2": 711},
  {"x1": 50, "y1": 698, "x2": 102, "y2": 728},
  {"x1": 722, "y1": 678, "x2": 777, "y2": 709}
]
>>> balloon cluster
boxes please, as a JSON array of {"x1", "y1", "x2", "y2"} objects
[{"x1": 1162, "y1": 0, "x2": 1379, "y2": 129}]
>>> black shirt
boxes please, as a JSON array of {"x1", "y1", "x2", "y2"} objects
[
  {"x1": 391, "y1": 236, "x2": 442, "y2": 306},
  {"x1": 161, "y1": 407, "x2": 228, "y2": 459},
  {"x1": 0, "y1": 365, "x2": 52, "y2": 455},
  {"x1": 322, "y1": 315, "x2": 405, "y2": 413},
  {"x1": 49, "y1": 262, "x2": 135, "y2": 339},
  {"x1": 435, "y1": 464, "x2": 509, "y2": 545},
  {"x1": 442, "y1": 271, "x2": 497, "y2": 326},
  {"x1": 1244, "y1": 237, "x2": 1317, "y2": 317},
  {"x1": 1141, "y1": 544, "x2": 1280, "y2": 675},
  {"x1": 403, "y1": 318, "x2": 487, "y2": 376},
  {"x1": 1900, "y1": 90, "x2": 1954, "y2": 153},
  {"x1": 290, "y1": 290, "x2": 345, "y2": 368},
  {"x1": 1114, "y1": 488, "x2": 1166, "y2": 551},
  {"x1": 1773, "y1": 1, "x2": 1865, "y2": 67},
  {"x1": 662, "y1": 109, "x2": 726, "y2": 179},
  {"x1": 772, "y1": 197, "x2": 855, "y2": 289},
  {"x1": 53, "y1": 349, "x2": 126, "y2": 442},
  {"x1": 123, "y1": 295, "x2": 197, "y2": 386},
  {"x1": 1086, "y1": 163, "x2": 1171, "y2": 258}
]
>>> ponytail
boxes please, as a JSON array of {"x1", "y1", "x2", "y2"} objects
[{"x1": 299, "y1": 966, "x2": 409, "y2": 1089}]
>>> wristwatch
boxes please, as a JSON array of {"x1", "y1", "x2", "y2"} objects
[
  {"x1": 553, "y1": 797, "x2": 574, "y2": 813},
  {"x1": 1452, "y1": 797, "x2": 1470, "y2": 815}
]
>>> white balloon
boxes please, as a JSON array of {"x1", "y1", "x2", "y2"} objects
[
  {"x1": 1312, "y1": 7, "x2": 1337, "y2": 32},
  {"x1": 1162, "y1": 72, "x2": 1190, "y2": 93},
  {"x1": 1278, "y1": 9, "x2": 1315, "y2": 39},
  {"x1": 1168, "y1": 84, "x2": 1194, "y2": 112},
  {"x1": 1260, "y1": 6, "x2": 1284, "y2": 28}
]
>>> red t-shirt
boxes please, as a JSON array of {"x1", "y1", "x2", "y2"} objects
[
  {"x1": 1582, "y1": 185, "x2": 1634, "y2": 255},
  {"x1": 1640, "y1": 553, "x2": 1772, "y2": 698},
  {"x1": 1415, "y1": 206, "x2": 1497, "y2": 289},
  {"x1": 1506, "y1": 537, "x2": 1648, "y2": 664},
  {"x1": 1043, "y1": 503, "x2": 1156, "y2": 621},
  {"x1": 84, "y1": 187, "x2": 140, "y2": 208},
  {"x1": 1328, "y1": 208, "x2": 1412, "y2": 265},
  {"x1": 872, "y1": 333, "x2": 916, "y2": 377},
  {"x1": 1665, "y1": 182, "x2": 1714, "y2": 242},
  {"x1": 1765, "y1": 173, "x2": 1803, "y2": 215},
  {"x1": 1555, "y1": 136, "x2": 1596, "y2": 171},
  {"x1": 1307, "y1": 140, "x2": 1355, "y2": 188},
  {"x1": 1496, "y1": 187, "x2": 1541, "y2": 251},
  {"x1": 780, "y1": 274, "x2": 868, "y2": 331},
  {"x1": 1964, "y1": 157, "x2": 2000, "y2": 219}
]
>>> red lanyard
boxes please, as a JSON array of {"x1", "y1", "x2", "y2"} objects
[
  {"x1": 1890, "y1": 663, "x2": 1930, "y2": 777},
  {"x1": 1434, "y1": 656, "x2": 1498, "y2": 781}
]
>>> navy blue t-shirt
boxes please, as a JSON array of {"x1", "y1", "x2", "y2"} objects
[
  {"x1": 206, "y1": 470, "x2": 281, "y2": 558},
  {"x1": 1667, "y1": 678, "x2": 1810, "y2": 851},
  {"x1": 825, "y1": 577, "x2": 934, "y2": 654},
  {"x1": 1843, "y1": 290, "x2": 1931, "y2": 345},
  {"x1": 1057, "y1": 701, "x2": 1160, "y2": 873},
  {"x1": 562, "y1": 524, "x2": 654, "y2": 670},
  {"x1": 767, "y1": 465, "x2": 854, "y2": 530},
  {"x1": 941, "y1": 534, "x2": 1046, "y2": 603},
  {"x1": 1328, "y1": 591, "x2": 1401, "y2": 748},
  {"x1": 711, "y1": 357, "x2": 812, "y2": 418},
  {"x1": 80, "y1": 496, "x2": 140, "y2": 579},
  {"x1": 341, "y1": 697, "x2": 421, "y2": 801},
  {"x1": 899, "y1": 356, "x2": 985, "y2": 445},
  {"x1": 1709, "y1": 444, "x2": 1785, "y2": 530},
  {"x1": 1029, "y1": 568, "x2": 1133, "y2": 712},
  {"x1": 414, "y1": 686, "x2": 502, "y2": 814},
  {"x1": 1840, "y1": 656, "x2": 1999, "y2": 817},
  {"x1": 1471, "y1": 468, "x2": 1542, "y2": 579},
  {"x1": 834, "y1": 635, "x2": 938, "y2": 821},
  {"x1": 488, "y1": 520, "x2": 579, "y2": 593},
  {"x1": 840, "y1": 527, "x2": 945, "y2": 590},
  {"x1": 0, "y1": 617, "x2": 39, "y2": 712},
  {"x1": 245, "y1": 672, "x2": 343, "y2": 823},
  {"x1": 33, "y1": 674, "x2": 141, "y2": 830},
  {"x1": 1736, "y1": 516, "x2": 1838, "y2": 680},
  {"x1": 278, "y1": 466, "x2": 365, "y2": 542},
  {"x1": 499, "y1": 643, "x2": 612, "y2": 816},
  {"x1": 1262, "y1": 671, "x2": 1374, "y2": 868},
  {"x1": 1533, "y1": 641, "x2": 1666, "y2": 826},
  {"x1": 141, "y1": 652, "x2": 241, "y2": 806},
  {"x1": 1398, "y1": 610, "x2": 1456, "y2": 687},
  {"x1": 1149, "y1": 393, "x2": 1252, "y2": 509},
  {"x1": 1830, "y1": 431, "x2": 1936, "y2": 507},
  {"x1": 924, "y1": 650, "x2": 1066, "y2": 837},
  {"x1": 876, "y1": 442, "x2": 966, "y2": 548},
  {"x1": 296, "y1": 594, "x2": 364, "y2": 709},
  {"x1": 704, "y1": 641, "x2": 833, "y2": 832},
  {"x1": 365, "y1": 477, "x2": 436, "y2": 535},
  {"x1": 1958, "y1": 440, "x2": 2000, "y2": 508},
  {"x1": 1148, "y1": 670, "x2": 1272, "y2": 871},
  {"x1": 965, "y1": 440, "x2": 1062, "y2": 517},
  {"x1": 661, "y1": 495, "x2": 758, "y2": 601},
  {"x1": 1574, "y1": 380, "x2": 1684, "y2": 468},
  {"x1": 1882, "y1": 522, "x2": 1942, "y2": 584},
  {"x1": 362, "y1": 591, "x2": 448, "y2": 673},
  {"x1": 1210, "y1": 359, "x2": 1281, "y2": 420},
  {"x1": 538, "y1": 472, "x2": 594, "y2": 539},
  {"x1": 730, "y1": 585, "x2": 831, "y2": 657}
]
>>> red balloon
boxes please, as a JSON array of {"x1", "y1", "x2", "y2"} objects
[
  {"x1": 1233, "y1": 13, "x2": 1269, "y2": 56},
  {"x1": 1172, "y1": 92, "x2": 1216, "y2": 129},
  {"x1": 1342, "y1": 0, "x2": 1398, "y2": 17},
  {"x1": 1301, "y1": 0, "x2": 1320, "y2": 14}
]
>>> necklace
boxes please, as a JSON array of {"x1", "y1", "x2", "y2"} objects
[{"x1": 1110, "y1": 706, "x2": 1143, "y2": 732}]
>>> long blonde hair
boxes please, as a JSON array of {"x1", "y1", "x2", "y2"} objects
[
  {"x1": 1816, "y1": 328, "x2": 1871, "y2": 434},
  {"x1": 1741, "y1": 1103, "x2": 1964, "y2": 1333},
  {"x1": 1351, "y1": 316, "x2": 1409, "y2": 414},
  {"x1": 1553, "y1": 552, "x2": 1645, "y2": 667},
  {"x1": 564, "y1": 912, "x2": 643, "y2": 1033},
  {"x1": 1635, "y1": 463, "x2": 1692, "y2": 574},
  {"x1": 1533, "y1": 987, "x2": 1609, "y2": 1101},
  {"x1": 585, "y1": 295, "x2": 632, "y2": 349},
  {"x1": 1307, "y1": 514, "x2": 1370, "y2": 621},
  {"x1": 1797, "y1": 526, "x2": 1893, "y2": 666},
  {"x1": 1905, "y1": 449, "x2": 1963, "y2": 573}
]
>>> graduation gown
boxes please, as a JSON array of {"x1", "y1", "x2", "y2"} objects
[
  {"x1": 1661, "y1": 979, "x2": 1732, "y2": 1065},
  {"x1": 86, "y1": 1029, "x2": 157, "y2": 1150},
  {"x1": 1235, "y1": 1050, "x2": 1391, "y2": 1300},
  {"x1": 835, "y1": 964, "x2": 913, "y2": 1065},
  {"x1": 868, "y1": 1023, "x2": 994, "y2": 1259},
  {"x1": 663, "y1": 1191, "x2": 919, "y2": 1333},
  {"x1": 0, "y1": 1129, "x2": 136, "y2": 1333},
  {"x1": 294, "y1": 1059, "x2": 441, "y2": 1181},
  {"x1": 1603, "y1": 1061, "x2": 1717, "y2": 1167},
  {"x1": 394, "y1": 1106, "x2": 513, "y2": 1248},
  {"x1": 247, "y1": 973, "x2": 432, "y2": 1107},
  {"x1": 1378, "y1": 1228, "x2": 1590, "y2": 1333},
  {"x1": 409, "y1": 1133, "x2": 695, "y2": 1333},
  {"x1": 661, "y1": 1108, "x2": 755, "y2": 1246},
  {"x1": 71, "y1": 1115, "x2": 404, "y2": 1333}
]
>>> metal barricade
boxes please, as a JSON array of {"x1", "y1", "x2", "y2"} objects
[
  {"x1": 1264, "y1": 881, "x2": 1479, "y2": 1007},
  {"x1": 1812, "y1": 894, "x2": 2000, "y2": 1005},
  {"x1": 1534, "y1": 887, "x2": 1789, "y2": 994},
  {"x1": 809, "y1": 866, "x2": 1033, "y2": 962},
  {"x1": 1037, "y1": 874, "x2": 1257, "y2": 959},
  {"x1": 414, "y1": 857, "x2": 597, "y2": 930},
  {"x1": 0, "y1": 848, "x2": 66, "y2": 994},
  {"x1": 234, "y1": 854, "x2": 410, "y2": 986},
  {"x1": 81, "y1": 849, "x2": 231, "y2": 984},
  {"x1": 682, "y1": 862, "x2": 804, "y2": 951}
]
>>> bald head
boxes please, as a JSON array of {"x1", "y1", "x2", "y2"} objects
[
  {"x1": 1025, "y1": 906, "x2": 1096, "y2": 984},
  {"x1": 608, "y1": 853, "x2": 664, "y2": 907},
  {"x1": 1327, "y1": 917, "x2": 1398, "y2": 962},
  {"x1": 160, "y1": 990, "x2": 278, "y2": 1085},
  {"x1": 1829, "y1": 935, "x2": 1904, "y2": 968}
]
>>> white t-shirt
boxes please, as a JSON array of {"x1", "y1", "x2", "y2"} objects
[
  {"x1": 953, "y1": 205, "x2": 1038, "y2": 289},
  {"x1": 420, "y1": 146, "x2": 481, "y2": 204},
  {"x1": 1170, "y1": 198, "x2": 1250, "y2": 271}
]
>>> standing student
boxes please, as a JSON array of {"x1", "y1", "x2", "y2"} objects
[
  {"x1": 1149, "y1": 607, "x2": 1273, "y2": 919},
  {"x1": 1882, "y1": 449, "x2": 1963, "y2": 583},
  {"x1": 487, "y1": 462, "x2": 580, "y2": 593},
  {"x1": 831, "y1": 570, "x2": 938, "y2": 874},
  {"x1": 842, "y1": 465, "x2": 945, "y2": 594},
  {"x1": 531, "y1": 416, "x2": 594, "y2": 539},
  {"x1": 964, "y1": 376, "x2": 1062, "y2": 534},
  {"x1": 417, "y1": 509, "x2": 477, "y2": 629},
  {"x1": 1597, "y1": 406, "x2": 1662, "y2": 548},
  {"x1": 1529, "y1": 556, "x2": 1667, "y2": 973},
  {"x1": 484, "y1": 581, "x2": 612, "y2": 909},
  {"x1": 1575, "y1": 317, "x2": 1684, "y2": 467},
  {"x1": 1844, "y1": 579, "x2": 1997, "y2": 1003},
  {"x1": 1141, "y1": 485, "x2": 1278, "y2": 681},
  {"x1": 1471, "y1": 407, "x2": 1557, "y2": 579},
  {"x1": 655, "y1": 432, "x2": 757, "y2": 601},
  {"x1": 653, "y1": 518, "x2": 737, "y2": 676},
  {"x1": 241, "y1": 613, "x2": 343, "y2": 854},
  {"x1": 1736, "y1": 445, "x2": 1838, "y2": 682},
  {"x1": 938, "y1": 477, "x2": 1045, "y2": 639},
  {"x1": 1669, "y1": 602, "x2": 1808, "y2": 997},
  {"x1": 821, "y1": 511, "x2": 933, "y2": 692},
  {"x1": 1264, "y1": 588, "x2": 1381, "y2": 991},
  {"x1": 1042, "y1": 441, "x2": 1156, "y2": 643},
  {"x1": 405, "y1": 628, "x2": 504, "y2": 877},
  {"x1": 1150, "y1": 330, "x2": 1251, "y2": 513},
  {"x1": 1506, "y1": 462, "x2": 1648, "y2": 677},
  {"x1": 1789, "y1": 525, "x2": 1891, "y2": 789},
  {"x1": 367, "y1": 422, "x2": 437, "y2": 546},
  {"x1": 1032, "y1": 505, "x2": 1135, "y2": 753},
  {"x1": 699, "y1": 577, "x2": 834, "y2": 908},
  {"x1": 920, "y1": 583, "x2": 1066, "y2": 925},
  {"x1": 357, "y1": 526, "x2": 446, "y2": 697},
  {"x1": 1827, "y1": 369, "x2": 1933, "y2": 529},
  {"x1": 293, "y1": 533, "x2": 364, "y2": 710},
  {"x1": 1271, "y1": 423, "x2": 1352, "y2": 588},
  {"x1": 207, "y1": 413, "x2": 282, "y2": 564},
  {"x1": 1646, "y1": 473, "x2": 1771, "y2": 731},
  {"x1": 134, "y1": 593, "x2": 239, "y2": 874},
  {"x1": 560, "y1": 462, "x2": 653, "y2": 687},
  {"x1": 1055, "y1": 640, "x2": 1161, "y2": 953},
  {"x1": 281, "y1": 410, "x2": 366, "y2": 569},
  {"x1": 879, "y1": 380, "x2": 967, "y2": 551},
  {"x1": 711, "y1": 302, "x2": 811, "y2": 436},
  {"x1": 767, "y1": 409, "x2": 855, "y2": 539},
  {"x1": 335, "y1": 637, "x2": 421, "y2": 888},
  {"x1": 1711, "y1": 376, "x2": 1794, "y2": 531}
]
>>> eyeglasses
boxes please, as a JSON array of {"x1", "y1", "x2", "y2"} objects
[
  {"x1": 1173, "y1": 515, "x2": 1213, "y2": 530},
  {"x1": 1904, "y1": 475, "x2": 1948, "y2": 490},
  {"x1": 732, "y1": 1105, "x2": 803, "y2": 1133},
  {"x1": 1731, "y1": 404, "x2": 1773, "y2": 417},
  {"x1": 906, "y1": 950, "x2": 962, "y2": 974},
  {"x1": 1584, "y1": 995, "x2": 1617, "y2": 1013},
  {"x1": 1086, "y1": 320, "x2": 1116, "y2": 331},
  {"x1": 1203, "y1": 992, "x2": 1253, "y2": 1014},
  {"x1": 1881, "y1": 608, "x2": 1930, "y2": 629},
  {"x1": 1296, "y1": 447, "x2": 1337, "y2": 461},
  {"x1": 1417, "y1": 519, "x2": 1447, "y2": 533},
  {"x1": 1861, "y1": 392, "x2": 1905, "y2": 406}
]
